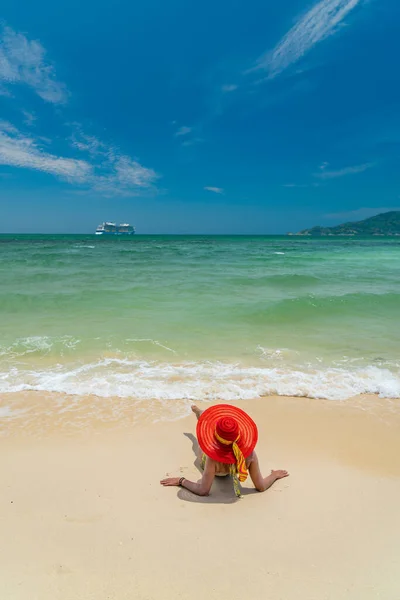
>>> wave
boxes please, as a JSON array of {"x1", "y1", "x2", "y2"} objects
[
  {"x1": 0, "y1": 357, "x2": 399, "y2": 401},
  {"x1": 259, "y1": 273, "x2": 321, "y2": 286},
  {"x1": 245, "y1": 291, "x2": 400, "y2": 323},
  {"x1": 226, "y1": 273, "x2": 322, "y2": 290}
]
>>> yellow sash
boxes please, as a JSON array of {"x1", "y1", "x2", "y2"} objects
[{"x1": 214, "y1": 430, "x2": 248, "y2": 482}]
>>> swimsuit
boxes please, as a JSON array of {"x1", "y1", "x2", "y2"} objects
[{"x1": 201, "y1": 453, "x2": 242, "y2": 498}]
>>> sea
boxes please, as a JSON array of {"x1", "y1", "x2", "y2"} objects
[{"x1": 1, "y1": 234, "x2": 399, "y2": 425}]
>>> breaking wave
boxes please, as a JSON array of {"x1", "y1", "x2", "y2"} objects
[{"x1": 0, "y1": 357, "x2": 399, "y2": 402}]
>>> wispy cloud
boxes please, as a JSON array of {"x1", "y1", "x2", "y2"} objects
[
  {"x1": 0, "y1": 26, "x2": 67, "y2": 103},
  {"x1": 22, "y1": 110, "x2": 37, "y2": 127},
  {"x1": 69, "y1": 126, "x2": 107, "y2": 157},
  {"x1": 0, "y1": 26, "x2": 159, "y2": 196},
  {"x1": 252, "y1": 0, "x2": 363, "y2": 78},
  {"x1": 173, "y1": 124, "x2": 203, "y2": 147},
  {"x1": 91, "y1": 155, "x2": 159, "y2": 196},
  {"x1": 70, "y1": 126, "x2": 159, "y2": 194},
  {"x1": 181, "y1": 137, "x2": 204, "y2": 147},
  {"x1": 174, "y1": 126, "x2": 192, "y2": 137},
  {"x1": 314, "y1": 162, "x2": 374, "y2": 179},
  {"x1": 0, "y1": 121, "x2": 159, "y2": 195},
  {"x1": 0, "y1": 122, "x2": 90, "y2": 181},
  {"x1": 0, "y1": 84, "x2": 12, "y2": 97},
  {"x1": 283, "y1": 182, "x2": 320, "y2": 188},
  {"x1": 204, "y1": 186, "x2": 224, "y2": 194},
  {"x1": 221, "y1": 84, "x2": 238, "y2": 93}
]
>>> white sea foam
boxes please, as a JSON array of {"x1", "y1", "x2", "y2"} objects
[
  {"x1": 0, "y1": 358, "x2": 399, "y2": 402},
  {"x1": 126, "y1": 338, "x2": 177, "y2": 354},
  {"x1": 0, "y1": 336, "x2": 81, "y2": 358}
]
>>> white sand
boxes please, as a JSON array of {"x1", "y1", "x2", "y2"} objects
[{"x1": 0, "y1": 394, "x2": 399, "y2": 600}]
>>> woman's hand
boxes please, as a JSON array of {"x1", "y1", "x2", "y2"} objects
[
  {"x1": 271, "y1": 469, "x2": 289, "y2": 480},
  {"x1": 160, "y1": 477, "x2": 182, "y2": 487}
]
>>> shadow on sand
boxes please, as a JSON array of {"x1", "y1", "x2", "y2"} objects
[{"x1": 177, "y1": 433, "x2": 258, "y2": 505}]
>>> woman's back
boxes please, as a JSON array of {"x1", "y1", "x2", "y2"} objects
[{"x1": 209, "y1": 451, "x2": 255, "y2": 476}]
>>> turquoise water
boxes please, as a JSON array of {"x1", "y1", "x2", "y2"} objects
[{"x1": 1, "y1": 234, "x2": 399, "y2": 405}]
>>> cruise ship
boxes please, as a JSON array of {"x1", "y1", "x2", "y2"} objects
[{"x1": 95, "y1": 222, "x2": 136, "y2": 236}]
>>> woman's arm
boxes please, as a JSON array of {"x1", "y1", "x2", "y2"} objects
[
  {"x1": 248, "y1": 452, "x2": 289, "y2": 492},
  {"x1": 160, "y1": 457, "x2": 216, "y2": 496}
]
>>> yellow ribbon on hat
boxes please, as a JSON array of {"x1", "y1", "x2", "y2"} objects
[{"x1": 214, "y1": 430, "x2": 248, "y2": 482}]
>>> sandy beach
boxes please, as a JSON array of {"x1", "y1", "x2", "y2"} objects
[
  {"x1": 1, "y1": 393, "x2": 399, "y2": 600},
  {"x1": 2, "y1": 0, "x2": 400, "y2": 595}
]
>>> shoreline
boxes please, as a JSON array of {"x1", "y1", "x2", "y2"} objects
[
  {"x1": 1, "y1": 393, "x2": 400, "y2": 599},
  {"x1": 1, "y1": 356, "x2": 399, "y2": 402}
]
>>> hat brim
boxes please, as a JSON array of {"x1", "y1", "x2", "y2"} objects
[{"x1": 196, "y1": 404, "x2": 258, "y2": 464}]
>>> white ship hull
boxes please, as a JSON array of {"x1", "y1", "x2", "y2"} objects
[{"x1": 95, "y1": 231, "x2": 135, "y2": 236}]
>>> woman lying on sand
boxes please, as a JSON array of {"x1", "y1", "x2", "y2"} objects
[{"x1": 161, "y1": 404, "x2": 289, "y2": 498}]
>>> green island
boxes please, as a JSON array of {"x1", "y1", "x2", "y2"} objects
[{"x1": 296, "y1": 210, "x2": 400, "y2": 236}]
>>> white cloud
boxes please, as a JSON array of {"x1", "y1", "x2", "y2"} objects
[
  {"x1": 0, "y1": 26, "x2": 67, "y2": 103},
  {"x1": 70, "y1": 126, "x2": 159, "y2": 195},
  {"x1": 174, "y1": 126, "x2": 192, "y2": 137},
  {"x1": 0, "y1": 122, "x2": 90, "y2": 181},
  {"x1": 91, "y1": 155, "x2": 159, "y2": 196},
  {"x1": 204, "y1": 186, "x2": 224, "y2": 194},
  {"x1": 252, "y1": 0, "x2": 362, "y2": 78},
  {"x1": 181, "y1": 137, "x2": 204, "y2": 147},
  {"x1": 0, "y1": 121, "x2": 159, "y2": 195},
  {"x1": 22, "y1": 110, "x2": 37, "y2": 126},
  {"x1": 283, "y1": 182, "x2": 320, "y2": 188},
  {"x1": 0, "y1": 85, "x2": 12, "y2": 97},
  {"x1": 0, "y1": 26, "x2": 159, "y2": 196},
  {"x1": 314, "y1": 162, "x2": 373, "y2": 179},
  {"x1": 0, "y1": 120, "x2": 18, "y2": 134},
  {"x1": 69, "y1": 126, "x2": 107, "y2": 157},
  {"x1": 221, "y1": 84, "x2": 238, "y2": 93}
]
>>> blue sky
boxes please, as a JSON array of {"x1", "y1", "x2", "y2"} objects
[{"x1": 1, "y1": 0, "x2": 399, "y2": 233}]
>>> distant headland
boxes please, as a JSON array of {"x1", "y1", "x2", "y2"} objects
[{"x1": 290, "y1": 211, "x2": 400, "y2": 236}]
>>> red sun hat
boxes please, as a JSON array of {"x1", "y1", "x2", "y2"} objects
[{"x1": 196, "y1": 404, "x2": 258, "y2": 464}]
